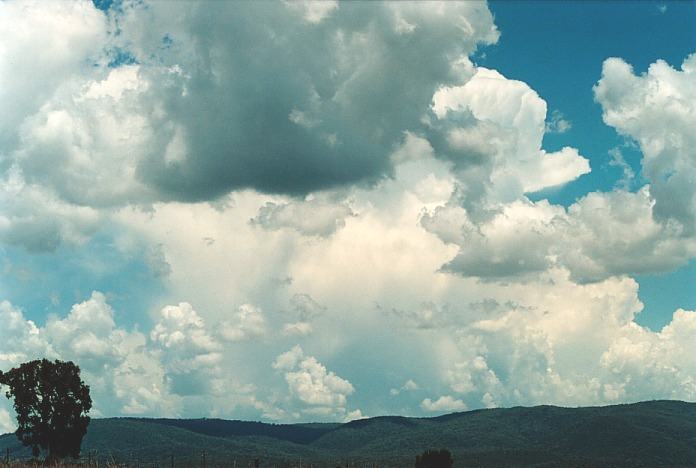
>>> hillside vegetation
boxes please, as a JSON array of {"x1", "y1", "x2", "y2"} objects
[{"x1": 2, "y1": 400, "x2": 696, "y2": 467}]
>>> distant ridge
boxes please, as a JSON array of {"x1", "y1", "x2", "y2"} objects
[{"x1": 2, "y1": 400, "x2": 696, "y2": 467}]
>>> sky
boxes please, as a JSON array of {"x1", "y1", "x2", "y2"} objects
[{"x1": 0, "y1": 0, "x2": 695, "y2": 431}]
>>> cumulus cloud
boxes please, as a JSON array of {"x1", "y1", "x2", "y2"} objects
[
  {"x1": 430, "y1": 68, "x2": 589, "y2": 202},
  {"x1": 421, "y1": 395, "x2": 467, "y2": 412},
  {"x1": 0, "y1": 293, "x2": 167, "y2": 420},
  {"x1": 595, "y1": 54, "x2": 696, "y2": 232},
  {"x1": 0, "y1": 0, "x2": 502, "y2": 251},
  {"x1": 0, "y1": 294, "x2": 276, "y2": 422},
  {"x1": 424, "y1": 188, "x2": 696, "y2": 283},
  {"x1": 107, "y1": 1, "x2": 498, "y2": 201},
  {"x1": 273, "y1": 346, "x2": 357, "y2": 419},
  {"x1": 0, "y1": 167, "x2": 101, "y2": 252},
  {"x1": 0, "y1": 0, "x2": 107, "y2": 148},
  {"x1": 252, "y1": 197, "x2": 354, "y2": 237},
  {"x1": 434, "y1": 273, "x2": 696, "y2": 409},
  {"x1": 150, "y1": 302, "x2": 223, "y2": 396}
]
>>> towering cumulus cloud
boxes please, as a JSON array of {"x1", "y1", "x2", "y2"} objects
[{"x1": 1, "y1": 0, "x2": 696, "y2": 426}]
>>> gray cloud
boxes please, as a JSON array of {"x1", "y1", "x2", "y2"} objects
[
  {"x1": 251, "y1": 197, "x2": 354, "y2": 237},
  {"x1": 115, "y1": 1, "x2": 498, "y2": 200}
]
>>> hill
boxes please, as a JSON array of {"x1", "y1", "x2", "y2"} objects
[{"x1": 2, "y1": 400, "x2": 696, "y2": 467}]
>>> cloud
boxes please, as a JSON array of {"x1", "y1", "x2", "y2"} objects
[
  {"x1": 430, "y1": 68, "x2": 589, "y2": 197},
  {"x1": 421, "y1": 395, "x2": 467, "y2": 412},
  {"x1": 219, "y1": 304, "x2": 267, "y2": 342},
  {"x1": 425, "y1": 188, "x2": 696, "y2": 283},
  {"x1": 107, "y1": 1, "x2": 498, "y2": 201},
  {"x1": 545, "y1": 110, "x2": 572, "y2": 134},
  {"x1": 149, "y1": 302, "x2": 224, "y2": 396},
  {"x1": 0, "y1": 294, "x2": 271, "y2": 421},
  {"x1": 0, "y1": 300, "x2": 46, "y2": 369},
  {"x1": 251, "y1": 197, "x2": 354, "y2": 237},
  {"x1": 594, "y1": 54, "x2": 696, "y2": 232},
  {"x1": 0, "y1": 1, "x2": 501, "y2": 251},
  {"x1": 607, "y1": 147, "x2": 635, "y2": 188},
  {"x1": 390, "y1": 379, "x2": 419, "y2": 396},
  {"x1": 0, "y1": 408, "x2": 14, "y2": 435},
  {"x1": 0, "y1": 0, "x2": 107, "y2": 149},
  {"x1": 273, "y1": 346, "x2": 357, "y2": 419},
  {"x1": 0, "y1": 167, "x2": 101, "y2": 252},
  {"x1": 436, "y1": 276, "x2": 696, "y2": 409},
  {"x1": 0, "y1": 293, "x2": 170, "y2": 419}
]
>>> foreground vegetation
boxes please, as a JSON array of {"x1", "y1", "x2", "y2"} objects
[{"x1": 3, "y1": 400, "x2": 696, "y2": 467}]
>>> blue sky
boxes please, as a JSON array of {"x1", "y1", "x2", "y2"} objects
[{"x1": 1, "y1": 0, "x2": 696, "y2": 429}]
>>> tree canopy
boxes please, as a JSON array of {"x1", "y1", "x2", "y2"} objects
[
  {"x1": 0, "y1": 359, "x2": 92, "y2": 462},
  {"x1": 415, "y1": 448, "x2": 454, "y2": 468}
]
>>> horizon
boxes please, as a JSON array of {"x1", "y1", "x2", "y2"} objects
[{"x1": 1, "y1": 0, "x2": 696, "y2": 432}]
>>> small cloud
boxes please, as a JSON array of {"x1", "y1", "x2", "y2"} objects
[
  {"x1": 390, "y1": 379, "x2": 420, "y2": 395},
  {"x1": 657, "y1": 4, "x2": 667, "y2": 13},
  {"x1": 282, "y1": 321, "x2": 313, "y2": 337},
  {"x1": 608, "y1": 147, "x2": 635, "y2": 189},
  {"x1": 545, "y1": 110, "x2": 572, "y2": 134},
  {"x1": 421, "y1": 395, "x2": 467, "y2": 413}
]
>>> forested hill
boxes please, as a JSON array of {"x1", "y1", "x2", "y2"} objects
[{"x1": 2, "y1": 400, "x2": 696, "y2": 467}]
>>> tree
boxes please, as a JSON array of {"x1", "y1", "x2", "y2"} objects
[
  {"x1": 0, "y1": 359, "x2": 92, "y2": 463},
  {"x1": 415, "y1": 448, "x2": 454, "y2": 468}
]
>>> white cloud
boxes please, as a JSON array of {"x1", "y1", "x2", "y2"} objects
[
  {"x1": 421, "y1": 395, "x2": 467, "y2": 412},
  {"x1": 0, "y1": 0, "x2": 107, "y2": 146},
  {"x1": 425, "y1": 187, "x2": 696, "y2": 283},
  {"x1": 431, "y1": 67, "x2": 590, "y2": 202},
  {"x1": 273, "y1": 346, "x2": 357, "y2": 419},
  {"x1": 0, "y1": 407, "x2": 14, "y2": 434},
  {"x1": 595, "y1": 54, "x2": 696, "y2": 231}
]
